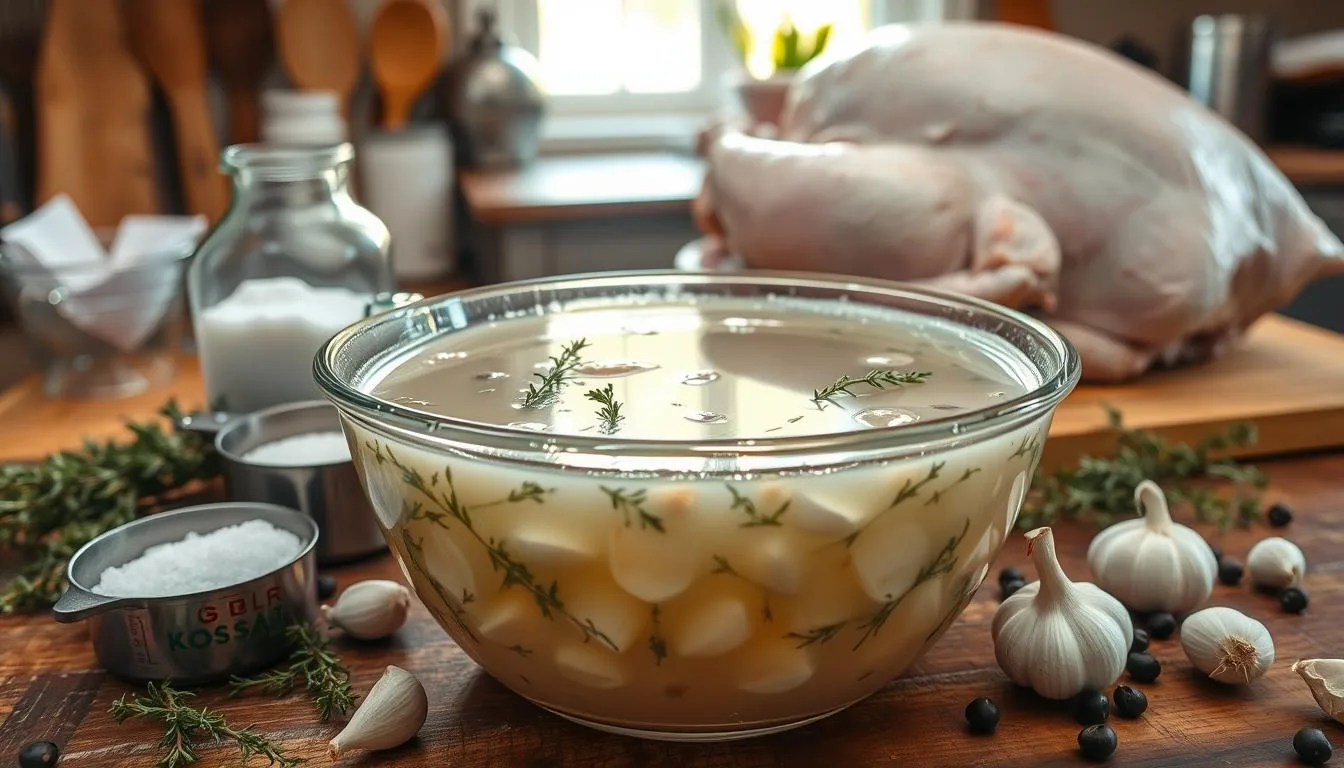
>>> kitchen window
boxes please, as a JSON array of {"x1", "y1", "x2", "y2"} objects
[{"x1": 465, "y1": 0, "x2": 965, "y2": 152}]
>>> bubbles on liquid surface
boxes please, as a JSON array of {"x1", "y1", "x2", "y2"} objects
[
  {"x1": 863, "y1": 353, "x2": 915, "y2": 367},
  {"x1": 854, "y1": 408, "x2": 921, "y2": 428},
  {"x1": 477, "y1": 388, "x2": 497, "y2": 394},
  {"x1": 684, "y1": 411, "x2": 728, "y2": 424},
  {"x1": 680, "y1": 370, "x2": 721, "y2": 386},
  {"x1": 507, "y1": 421, "x2": 552, "y2": 432},
  {"x1": 989, "y1": 391, "x2": 1007, "y2": 398},
  {"x1": 474, "y1": 371, "x2": 510, "y2": 380},
  {"x1": 575, "y1": 361, "x2": 659, "y2": 377}
]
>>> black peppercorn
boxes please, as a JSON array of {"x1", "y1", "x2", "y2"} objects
[
  {"x1": 1072, "y1": 689, "x2": 1110, "y2": 725},
  {"x1": 1112, "y1": 685, "x2": 1148, "y2": 719},
  {"x1": 1127, "y1": 651, "x2": 1161, "y2": 683},
  {"x1": 317, "y1": 574, "x2": 338, "y2": 600},
  {"x1": 998, "y1": 566, "x2": 1025, "y2": 588},
  {"x1": 964, "y1": 697, "x2": 1000, "y2": 734},
  {"x1": 1130, "y1": 628, "x2": 1150, "y2": 654},
  {"x1": 1077, "y1": 723, "x2": 1118, "y2": 761},
  {"x1": 1280, "y1": 585, "x2": 1309, "y2": 614},
  {"x1": 19, "y1": 741, "x2": 59, "y2": 768},
  {"x1": 1267, "y1": 503, "x2": 1294, "y2": 528},
  {"x1": 1001, "y1": 578, "x2": 1026, "y2": 600},
  {"x1": 1294, "y1": 727, "x2": 1333, "y2": 765},
  {"x1": 1218, "y1": 558, "x2": 1244, "y2": 586},
  {"x1": 1146, "y1": 612, "x2": 1177, "y2": 640}
]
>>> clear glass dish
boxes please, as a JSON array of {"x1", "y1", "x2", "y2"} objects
[{"x1": 315, "y1": 270, "x2": 1080, "y2": 742}]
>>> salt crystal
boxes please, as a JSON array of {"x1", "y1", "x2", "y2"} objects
[
  {"x1": 242, "y1": 432, "x2": 352, "y2": 467},
  {"x1": 91, "y1": 520, "x2": 304, "y2": 597}
]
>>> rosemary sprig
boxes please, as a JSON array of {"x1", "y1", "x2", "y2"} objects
[
  {"x1": 0, "y1": 400, "x2": 220, "y2": 613},
  {"x1": 1017, "y1": 406, "x2": 1268, "y2": 532},
  {"x1": 229, "y1": 623, "x2": 356, "y2": 722},
  {"x1": 520, "y1": 338, "x2": 590, "y2": 408},
  {"x1": 109, "y1": 682, "x2": 300, "y2": 768},
  {"x1": 584, "y1": 384, "x2": 624, "y2": 432},
  {"x1": 811, "y1": 369, "x2": 931, "y2": 405}
]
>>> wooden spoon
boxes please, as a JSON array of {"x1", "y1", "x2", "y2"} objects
[
  {"x1": 276, "y1": 0, "x2": 362, "y2": 116},
  {"x1": 202, "y1": 0, "x2": 274, "y2": 146},
  {"x1": 369, "y1": 0, "x2": 450, "y2": 130},
  {"x1": 122, "y1": 0, "x2": 228, "y2": 223}
]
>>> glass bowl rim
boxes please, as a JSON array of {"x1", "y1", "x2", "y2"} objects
[{"x1": 314, "y1": 269, "x2": 1081, "y2": 474}]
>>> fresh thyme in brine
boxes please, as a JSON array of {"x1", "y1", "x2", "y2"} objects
[
  {"x1": 519, "y1": 338, "x2": 590, "y2": 408},
  {"x1": 811, "y1": 369, "x2": 931, "y2": 405},
  {"x1": 584, "y1": 383, "x2": 624, "y2": 432}
]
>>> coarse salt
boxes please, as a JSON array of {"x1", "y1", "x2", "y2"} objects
[
  {"x1": 91, "y1": 519, "x2": 304, "y2": 597},
  {"x1": 242, "y1": 431, "x2": 352, "y2": 467}
]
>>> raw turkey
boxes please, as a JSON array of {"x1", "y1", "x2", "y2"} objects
[{"x1": 686, "y1": 21, "x2": 1344, "y2": 382}]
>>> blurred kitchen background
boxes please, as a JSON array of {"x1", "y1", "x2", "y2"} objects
[{"x1": 0, "y1": 0, "x2": 1342, "y2": 389}]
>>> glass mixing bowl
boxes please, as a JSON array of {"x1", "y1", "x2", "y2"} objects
[{"x1": 315, "y1": 270, "x2": 1080, "y2": 742}]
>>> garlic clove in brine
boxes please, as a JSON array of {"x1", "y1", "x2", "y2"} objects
[
  {"x1": 1085, "y1": 480, "x2": 1217, "y2": 614},
  {"x1": 1292, "y1": 659, "x2": 1344, "y2": 724},
  {"x1": 1247, "y1": 537, "x2": 1306, "y2": 590},
  {"x1": 992, "y1": 526, "x2": 1133, "y2": 700},
  {"x1": 321, "y1": 579, "x2": 412, "y2": 640},
  {"x1": 329, "y1": 665, "x2": 429, "y2": 759},
  {"x1": 1179, "y1": 606, "x2": 1275, "y2": 684}
]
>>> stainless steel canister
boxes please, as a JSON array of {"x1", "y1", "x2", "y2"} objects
[
  {"x1": 179, "y1": 400, "x2": 387, "y2": 565},
  {"x1": 52, "y1": 502, "x2": 318, "y2": 685},
  {"x1": 1181, "y1": 14, "x2": 1278, "y2": 143}
]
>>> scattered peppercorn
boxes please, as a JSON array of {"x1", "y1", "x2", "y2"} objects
[
  {"x1": 1218, "y1": 558, "x2": 1244, "y2": 586},
  {"x1": 1072, "y1": 689, "x2": 1110, "y2": 725},
  {"x1": 1267, "y1": 503, "x2": 1294, "y2": 528},
  {"x1": 1127, "y1": 652, "x2": 1162, "y2": 683},
  {"x1": 1130, "y1": 628, "x2": 1150, "y2": 654},
  {"x1": 18, "y1": 741, "x2": 59, "y2": 768},
  {"x1": 964, "y1": 697, "x2": 1000, "y2": 734},
  {"x1": 998, "y1": 566, "x2": 1025, "y2": 589},
  {"x1": 1112, "y1": 685, "x2": 1148, "y2": 719},
  {"x1": 1280, "y1": 586, "x2": 1310, "y2": 614},
  {"x1": 1294, "y1": 727, "x2": 1333, "y2": 765},
  {"x1": 1146, "y1": 612, "x2": 1177, "y2": 640},
  {"x1": 317, "y1": 574, "x2": 338, "y2": 600},
  {"x1": 1077, "y1": 723, "x2": 1118, "y2": 762},
  {"x1": 1001, "y1": 578, "x2": 1027, "y2": 600}
]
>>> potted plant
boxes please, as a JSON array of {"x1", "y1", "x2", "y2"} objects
[{"x1": 715, "y1": 1, "x2": 833, "y2": 126}]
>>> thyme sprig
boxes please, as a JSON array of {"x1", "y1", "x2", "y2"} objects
[
  {"x1": 811, "y1": 369, "x2": 931, "y2": 405},
  {"x1": 0, "y1": 400, "x2": 220, "y2": 613},
  {"x1": 1018, "y1": 406, "x2": 1268, "y2": 532},
  {"x1": 520, "y1": 338, "x2": 591, "y2": 408},
  {"x1": 109, "y1": 682, "x2": 300, "y2": 768},
  {"x1": 228, "y1": 623, "x2": 355, "y2": 722},
  {"x1": 584, "y1": 384, "x2": 624, "y2": 433}
]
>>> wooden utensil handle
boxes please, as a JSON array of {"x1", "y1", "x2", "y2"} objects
[
  {"x1": 168, "y1": 90, "x2": 228, "y2": 222},
  {"x1": 226, "y1": 85, "x2": 261, "y2": 146},
  {"x1": 381, "y1": 94, "x2": 412, "y2": 131}
]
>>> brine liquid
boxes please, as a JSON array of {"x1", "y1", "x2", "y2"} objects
[{"x1": 368, "y1": 296, "x2": 1035, "y2": 440}]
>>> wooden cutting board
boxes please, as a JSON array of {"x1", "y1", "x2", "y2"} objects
[{"x1": 0, "y1": 312, "x2": 1340, "y2": 468}]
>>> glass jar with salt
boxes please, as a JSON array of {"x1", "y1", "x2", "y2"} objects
[{"x1": 187, "y1": 144, "x2": 392, "y2": 413}]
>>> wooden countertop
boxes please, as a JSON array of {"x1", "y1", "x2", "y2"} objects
[{"x1": 1266, "y1": 145, "x2": 1344, "y2": 187}]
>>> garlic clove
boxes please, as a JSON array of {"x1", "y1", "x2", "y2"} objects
[
  {"x1": 1179, "y1": 606, "x2": 1275, "y2": 684},
  {"x1": 1247, "y1": 536, "x2": 1306, "y2": 589},
  {"x1": 321, "y1": 579, "x2": 412, "y2": 640},
  {"x1": 329, "y1": 665, "x2": 429, "y2": 759},
  {"x1": 1292, "y1": 659, "x2": 1344, "y2": 724}
]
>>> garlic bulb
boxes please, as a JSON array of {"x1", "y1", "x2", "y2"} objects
[
  {"x1": 329, "y1": 665, "x2": 429, "y2": 759},
  {"x1": 1292, "y1": 659, "x2": 1344, "y2": 724},
  {"x1": 321, "y1": 579, "x2": 412, "y2": 640},
  {"x1": 1247, "y1": 537, "x2": 1306, "y2": 589},
  {"x1": 992, "y1": 526, "x2": 1134, "y2": 700},
  {"x1": 1085, "y1": 480, "x2": 1217, "y2": 614},
  {"x1": 1179, "y1": 607, "x2": 1275, "y2": 684}
]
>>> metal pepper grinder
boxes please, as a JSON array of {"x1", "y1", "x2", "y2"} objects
[{"x1": 450, "y1": 7, "x2": 546, "y2": 168}]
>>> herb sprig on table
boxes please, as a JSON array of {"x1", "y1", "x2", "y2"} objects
[
  {"x1": 519, "y1": 338, "x2": 591, "y2": 408},
  {"x1": 1017, "y1": 406, "x2": 1268, "y2": 532},
  {"x1": 811, "y1": 369, "x2": 931, "y2": 405},
  {"x1": 0, "y1": 400, "x2": 220, "y2": 613},
  {"x1": 110, "y1": 682, "x2": 301, "y2": 768},
  {"x1": 229, "y1": 623, "x2": 356, "y2": 722}
]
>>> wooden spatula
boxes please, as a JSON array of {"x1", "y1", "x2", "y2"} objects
[
  {"x1": 276, "y1": 0, "x2": 362, "y2": 117},
  {"x1": 35, "y1": 0, "x2": 158, "y2": 228},
  {"x1": 121, "y1": 0, "x2": 228, "y2": 224},
  {"x1": 369, "y1": 0, "x2": 450, "y2": 130},
  {"x1": 202, "y1": 0, "x2": 274, "y2": 146}
]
